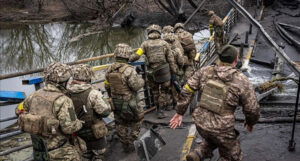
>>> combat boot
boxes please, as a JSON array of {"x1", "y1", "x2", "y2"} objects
[{"x1": 186, "y1": 151, "x2": 201, "y2": 161}]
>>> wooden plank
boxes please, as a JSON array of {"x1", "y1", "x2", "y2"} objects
[
  {"x1": 0, "y1": 91, "x2": 26, "y2": 102},
  {"x1": 22, "y1": 77, "x2": 44, "y2": 85}
]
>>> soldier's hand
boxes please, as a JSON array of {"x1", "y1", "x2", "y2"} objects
[{"x1": 169, "y1": 113, "x2": 183, "y2": 129}]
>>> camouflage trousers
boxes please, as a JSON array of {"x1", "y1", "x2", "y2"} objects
[
  {"x1": 49, "y1": 142, "x2": 81, "y2": 161},
  {"x1": 82, "y1": 149, "x2": 106, "y2": 161},
  {"x1": 214, "y1": 27, "x2": 224, "y2": 51},
  {"x1": 183, "y1": 65, "x2": 195, "y2": 83},
  {"x1": 115, "y1": 120, "x2": 142, "y2": 146},
  {"x1": 149, "y1": 81, "x2": 173, "y2": 110},
  {"x1": 194, "y1": 126, "x2": 242, "y2": 161}
]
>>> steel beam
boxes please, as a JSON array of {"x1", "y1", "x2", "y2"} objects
[{"x1": 225, "y1": 0, "x2": 300, "y2": 76}]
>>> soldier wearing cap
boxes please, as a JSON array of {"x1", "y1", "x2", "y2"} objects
[
  {"x1": 208, "y1": 10, "x2": 224, "y2": 51},
  {"x1": 17, "y1": 62, "x2": 83, "y2": 161},
  {"x1": 130, "y1": 24, "x2": 178, "y2": 118},
  {"x1": 174, "y1": 23, "x2": 197, "y2": 83},
  {"x1": 105, "y1": 43, "x2": 145, "y2": 152},
  {"x1": 68, "y1": 64, "x2": 111, "y2": 161},
  {"x1": 170, "y1": 45, "x2": 260, "y2": 161}
]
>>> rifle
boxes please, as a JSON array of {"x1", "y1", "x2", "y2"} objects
[{"x1": 171, "y1": 75, "x2": 182, "y2": 93}]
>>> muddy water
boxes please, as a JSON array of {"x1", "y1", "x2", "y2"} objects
[{"x1": 0, "y1": 23, "x2": 147, "y2": 129}]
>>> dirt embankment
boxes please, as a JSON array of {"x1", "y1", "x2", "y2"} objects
[{"x1": 0, "y1": 0, "x2": 233, "y2": 31}]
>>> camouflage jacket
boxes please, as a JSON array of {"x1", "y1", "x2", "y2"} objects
[
  {"x1": 129, "y1": 32, "x2": 178, "y2": 74},
  {"x1": 209, "y1": 14, "x2": 224, "y2": 27},
  {"x1": 105, "y1": 62, "x2": 145, "y2": 101},
  {"x1": 23, "y1": 84, "x2": 83, "y2": 149},
  {"x1": 175, "y1": 29, "x2": 197, "y2": 61},
  {"x1": 176, "y1": 65, "x2": 260, "y2": 133},
  {"x1": 67, "y1": 83, "x2": 111, "y2": 118}
]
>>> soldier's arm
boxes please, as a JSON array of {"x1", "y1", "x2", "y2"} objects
[
  {"x1": 89, "y1": 90, "x2": 111, "y2": 117},
  {"x1": 175, "y1": 48, "x2": 186, "y2": 66},
  {"x1": 239, "y1": 75, "x2": 260, "y2": 126},
  {"x1": 165, "y1": 43, "x2": 178, "y2": 74},
  {"x1": 126, "y1": 67, "x2": 145, "y2": 92},
  {"x1": 129, "y1": 43, "x2": 145, "y2": 62},
  {"x1": 104, "y1": 73, "x2": 112, "y2": 97},
  {"x1": 209, "y1": 17, "x2": 214, "y2": 35},
  {"x1": 176, "y1": 69, "x2": 202, "y2": 115},
  {"x1": 54, "y1": 96, "x2": 83, "y2": 134}
]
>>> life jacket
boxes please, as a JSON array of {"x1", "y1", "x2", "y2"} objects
[
  {"x1": 18, "y1": 89, "x2": 62, "y2": 137},
  {"x1": 69, "y1": 88, "x2": 107, "y2": 150}
]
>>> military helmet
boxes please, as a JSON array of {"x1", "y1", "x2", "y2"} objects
[
  {"x1": 174, "y1": 23, "x2": 184, "y2": 32},
  {"x1": 146, "y1": 24, "x2": 162, "y2": 35},
  {"x1": 162, "y1": 25, "x2": 174, "y2": 34},
  {"x1": 218, "y1": 45, "x2": 238, "y2": 63},
  {"x1": 163, "y1": 33, "x2": 176, "y2": 42},
  {"x1": 44, "y1": 62, "x2": 71, "y2": 83},
  {"x1": 72, "y1": 64, "x2": 94, "y2": 81},
  {"x1": 114, "y1": 43, "x2": 132, "y2": 59},
  {"x1": 208, "y1": 10, "x2": 215, "y2": 16}
]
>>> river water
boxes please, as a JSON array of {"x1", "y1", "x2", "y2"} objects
[{"x1": 0, "y1": 22, "x2": 147, "y2": 129}]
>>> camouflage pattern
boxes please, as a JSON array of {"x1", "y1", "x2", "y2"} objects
[
  {"x1": 105, "y1": 61, "x2": 145, "y2": 148},
  {"x1": 176, "y1": 64, "x2": 260, "y2": 160},
  {"x1": 130, "y1": 25, "x2": 178, "y2": 114},
  {"x1": 162, "y1": 25, "x2": 174, "y2": 34},
  {"x1": 209, "y1": 12, "x2": 224, "y2": 50},
  {"x1": 114, "y1": 43, "x2": 133, "y2": 60},
  {"x1": 146, "y1": 24, "x2": 162, "y2": 35},
  {"x1": 72, "y1": 64, "x2": 94, "y2": 81},
  {"x1": 115, "y1": 120, "x2": 142, "y2": 148},
  {"x1": 44, "y1": 62, "x2": 71, "y2": 83},
  {"x1": 22, "y1": 84, "x2": 83, "y2": 161},
  {"x1": 194, "y1": 128, "x2": 242, "y2": 161},
  {"x1": 174, "y1": 24, "x2": 196, "y2": 83},
  {"x1": 68, "y1": 77, "x2": 111, "y2": 160}
]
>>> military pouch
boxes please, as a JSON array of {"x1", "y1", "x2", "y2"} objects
[
  {"x1": 73, "y1": 136, "x2": 87, "y2": 153},
  {"x1": 92, "y1": 120, "x2": 108, "y2": 139},
  {"x1": 112, "y1": 98, "x2": 138, "y2": 121},
  {"x1": 41, "y1": 117, "x2": 59, "y2": 137},
  {"x1": 199, "y1": 79, "x2": 231, "y2": 115},
  {"x1": 18, "y1": 113, "x2": 43, "y2": 135},
  {"x1": 152, "y1": 64, "x2": 171, "y2": 83}
]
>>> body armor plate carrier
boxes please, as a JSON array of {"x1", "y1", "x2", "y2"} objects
[
  {"x1": 199, "y1": 79, "x2": 232, "y2": 115},
  {"x1": 69, "y1": 88, "x2": 107, "y2": 150}
]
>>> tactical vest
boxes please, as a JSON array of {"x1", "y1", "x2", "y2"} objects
[
  {"x1": 108, "y1": 64, "x2": 132, "y2": 96},
  {"x1": 69, "y1": 88, "x2": 107, "y2": 150},
  {"x1": 177, "y1": 31, "x2": 195, "y2": 53},
  {"x1": 19, "y1": 89, "x2": 62, "y2": 137},
  {"x1": 146, "y1": 42, "x2": 167, "y2": 64},
  {"x1": 69, "y1": 88, "x2": 93, "y2": 127},
  {"x1": 199, "y1": 70, "x2": 236, "y2": 115}
]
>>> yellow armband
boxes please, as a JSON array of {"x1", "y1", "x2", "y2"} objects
[
  {"x1": 136, "y1": 48, "x2": 144, "y2": 56},
  {"x1": 184, "y1": 84, "x2": 195, "y2": 93},
  {"x1": 18, "y1": 102, "x2": 24, "y2": 111},
  {"x1": 104, "y1": 80, "x2": 110, "y2": 85}
]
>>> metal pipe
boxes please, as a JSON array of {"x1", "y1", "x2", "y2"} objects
[
  {"x1": 0, "y1": 130, "x2": 23, "y2": 141},
  {"x1": 226, "y1": 0, "x2": 300, "y2": 76},
  {"x1": 288, "y1": 75, "x2": 300, "y2": 151},
  {"x1": 0, "y1": 116, "x2": 17, "y2": 122},
  {"x1": 0, "y1": 144, "x2": 32, "y2": 156}
]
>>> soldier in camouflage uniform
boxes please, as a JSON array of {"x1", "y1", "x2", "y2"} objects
[
  {"x1": 208, "y1": 10, "x2": 224, "y2": 51},
  {"x1": 67, "y1": 64, "x2": 111, "y2": 161},
  {"x1": 170, "y1": 45, "x2": 260, "y2": 161},
  {"x1": 130, "y1": 24, "x2": 178, "y2": 118},
  {"x1": 105, "y1": 43, "x2": 145, "y2": 152},
  {"x1": 17, "y1": 62, "x2": 83, "y2": 161},
  {"x1": 163, "y1": 32, "x2": 189, "y2": 107},
  {"x1": 174, "y1": 23, "x2": 196, "y2": 83}
]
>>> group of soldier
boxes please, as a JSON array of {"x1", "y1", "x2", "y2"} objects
[{"x1": 15, "y1": 10, "x2": 260, "y2": 161}]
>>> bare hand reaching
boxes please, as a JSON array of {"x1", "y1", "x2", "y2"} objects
[{"x1": 169, "y1": 113, "x2": 183, "y2": 129}]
